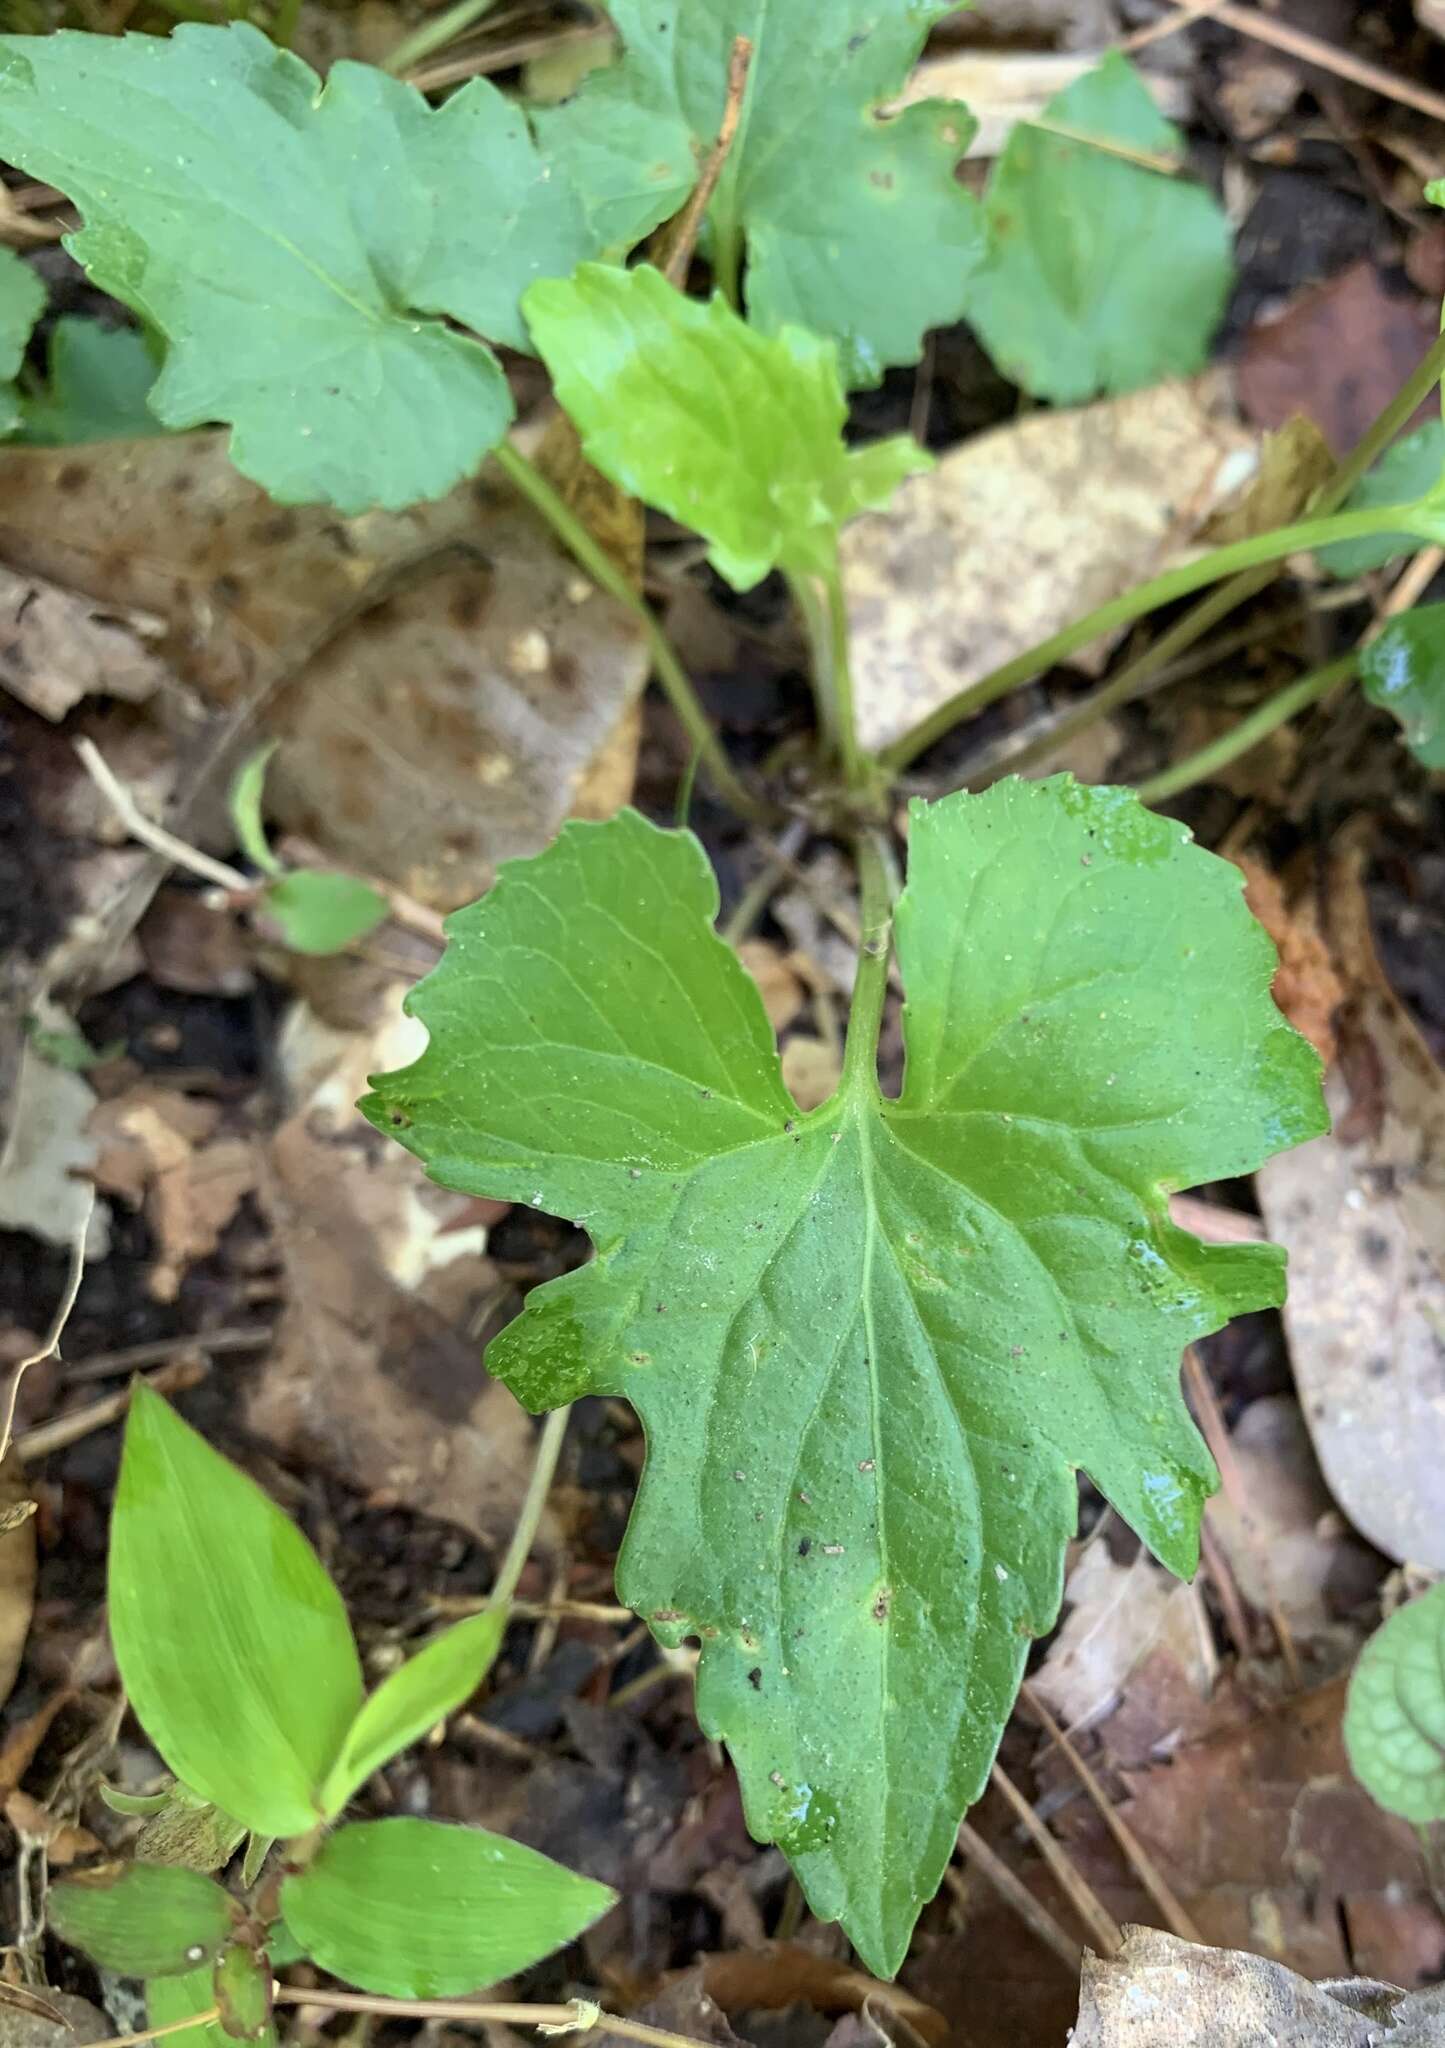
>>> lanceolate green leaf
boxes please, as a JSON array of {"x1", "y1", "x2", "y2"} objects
[
  {"x1": 0, "y1": 243, "x2": 44, "y2": 437},
  {"x1": 526, "y1": 265, "x2": 930, "y2": 589},
  {"x1": 532, "y1": 0, "x2": 982, "y2": 384},
  {"x1": 47, "y1": 1862, "x2": 236, "y2": 1978},
  {"x1": 0, "y1": 23, "x2": 595, "y2": 510},
  {"x1": 366, "y1": 782, "x2": 1324, "y2": 1975},
  {"x1": 110, "y1": 1387, "x2": 363, "y2": 1839},
  {"x1": 966, "y1": 52, "x2": 1233, "y2": 403},
  {"x1": 1358, "y1": 605, "x2": 1445, "y2": 768},
  {"x1": 1345, "y1": 1581, "x2": 1445, "y2": 1822},
  {"x1": 279, "y1": 1818, "x2": 615, "y2": 1996},
  {"x1": 321, "y1": 1607, "x2": 507, "y2": 1817}
]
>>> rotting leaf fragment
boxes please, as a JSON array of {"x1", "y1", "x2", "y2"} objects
[{"x1": 366, "y1": 776, "x2": 1325, "y2": 1975}]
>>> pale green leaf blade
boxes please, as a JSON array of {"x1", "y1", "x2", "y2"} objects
[
  {"x1": 366, "y1": 783, "x2": 1324, "y2": 1975},
  {"x1": 48, "y1": 1863, "x2": 235, "y2": 1978},
  {"x1": 18, "y1": 317, "x2": 165, "y2": 446},
  {"x1": 1345, "y1": 1581, "x2": 1445, "y2": 1822},
  {"x1": 263, "y1": 872, "x2": 388, "y2": 955},
  {"x1": 213, "y1": 1944, "x2": 272, "y2": 2041},
  {"x1": 321, "y1": 1607, "x2": 507, "y2": 1817},
  {"x1": 0, "y1": 23, "x2": 598, "y2": 510},
  {"x1": 1357, "y1": 603, "x2": 1445, "y2": 767},
  {"x1": 966, "y1": 52, "x2": 1233, "y2": 402},
  {"x1": 0, "y1": 243, "x2": 44, "y2": 439},
  {"x1": 229, "y1": 744, "x2": 282, "y2": 878},
  {"x1": 534, "y1": 0, "x2": 982, "y2": 384},
  {"x1": 150, "y1": 1967, "x2": 276, "y2": 2048},
  {"x1": 279, "y1": 1818, "x2": 615, "y2": 1995},
  {"x1": 109, "y1": 1386, "x2": 363, "y2": 1838},
  {"x1": 525, "y1": 264, "x2": 930, "y2": 590},
  {"x1": 1317, "y1": 422, "x2": 1445, "y2": 578}
]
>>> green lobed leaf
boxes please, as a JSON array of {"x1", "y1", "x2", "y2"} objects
[
  {"x1": 364, "y1": 781, "x2": 1325, "y2": 1975},
  {"x1": 0, "y1": 242, "x2": 44, "y2": 437},
  {"x1": 150, "y1": 1966, "x2": 276, "y2": 2048},
  {"x1": 965, "y1": 52, "x2": 1233, "y2": 403},
  {"x1": 321, "y1": 1607, "x2": 507, "y2": 1817},
  {"x1": 47, "y1": 1862, "x2": 236, "y2": 1978},
  {"x1": 1357, "y1": 603, "x2": 1445, "y2": 768},
  {"x1": 1317, "y1": 422, "x2": 1445, "y2": 579},
  {"x1": 531, "y1": 0, "x2": 982, "y2": 385},
  {"x1": 279, "y1": 1818, "x2": 615, "y2": 1996},
  {"x1": 1345, "y1": 1580, "x2": 1445, "y2": 1822},
  {"x1": 0, "y1": 23, "x2": 597, "y2": 511},
  {"x1": 262, "y1": 871, "x2": 389, "y2": 955},
  {"x1": 229, "y1": 745, "x2": 283, "y2": 880},
  {"x1": 109, "y1": 1386, "x2": 363, "y2": 1839},
  {"x1": 525, "y1": 264, "x2": 931, "y2": 590},
  {"x1": 18, "y1": 316, "x2": 165, "y2": 445}
]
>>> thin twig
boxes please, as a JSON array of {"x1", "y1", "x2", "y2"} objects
[
  {"x1": 75, "y1": 2011, "x2": 223, "y2": 2048},
  {"x1": 64, "y1": 1327, "x2": 272, "y2": 1385},
  {"x1": 660, "y1": 38, "x2": 753, "y2": 287},
  {"x1": 74, "y1": 738, "x2": 249, "y2": 894},
  {"x1": 951, "y1": 1822, "x2": 1083, "y2": 1972},
  {"x1": 1198, "y1": 1514, "x2": 1254, "y2": 1666},
  {"x1": 1021, "y1": 1682, "x2": 1204, "y2": 1945},
  {"x1": 989, "y1": 1762, "x2": 1123, "y2": 1956},
  {"x1": 0, "y1": 1191, "x2": 93, "y2": 1463},
  {"x1": 1182, "y1": 1347, "x2": 1302, "y2": 1687},
  {"x1": 1123, "y1": 0, "x2": 1445, "y2": 126},
  {"x1": 16, "y1": 1358, "x2": 206, "y2": 1464},
  {"x1": 277, "y1": 1986, "x2": 707, "y2": 2048}
]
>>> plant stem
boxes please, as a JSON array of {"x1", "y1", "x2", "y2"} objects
[
  {"x1": 786, "y1": 568, "x2": 841, "y2": 763},
  {"x1": 495, "y1": 443, "x2": 768, "y2": 825},
  {"x1": 879, "y1": 501, "x2": 1440, "y2": 771},
  {"x1": 842, "y1": 830, "x2": 892, "y2": 1099},
  {"x1": 277, "y1": 1986, "x2": 708, "y2": 2048},
  {"x1": 821, "y1": 544, "x2": 869, "y2": 795},
  {"x1": 1136, "y1": 652, "x2": 1356, "y2": 804},
  {"x1": 488, "y1": 1404, "x2": 570, "y2": 1610},
  {"x1": 382, "y1": 0, "x2": 500, "y2": 74}
]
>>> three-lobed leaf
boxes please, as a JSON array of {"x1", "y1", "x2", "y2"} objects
[
  {"x1": 0, "y1": 243, "x2": 44, "y2": 436},
  {"x1": 1357, "y1": 603, "x2": 1445, "y2": 768},
  {"x1": 0, "y1": 23, "x2": 597, "y2": 510},
  {"x1": 279, "y1": 1818, "x2": 615, "y2": 1996},
  {"x1": 321, "y1": 1607, "x2": 507, "y2": 1817},
  {"x1": 47, "y1": 1862, "x2": 236, "y2": 1978},
  {"x1": 109, "y1": 1385, "x2": 363, "y2": 1839},
  {"x1": 262, "y1": 872, "x2": 389, "y2": 956},
  {"x1": 525, "y1": 264, "x2": 930, "y2": 589},
  {"x1": 365, "y1": 779, "x2": 1325, "y2": 1974},
  {"x1": 965, "y1": 52, "x2": 1233, "y2": 403},
  {"x1": 532, "y1": 0, "x2": 982, "y2": 385},
  {"x1": 1345, "y1": 1580, "x2": 1445, "y2": 1823}
]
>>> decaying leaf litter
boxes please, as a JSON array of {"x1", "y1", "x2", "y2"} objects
[{"x1": 0, "y1": 1, "x2": 1444, "y2": 2044}]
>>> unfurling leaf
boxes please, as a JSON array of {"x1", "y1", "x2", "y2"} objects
[
  {"x1": 532, "y1": 0, "x2": 982, "y2": 385},
  {"x1": 1346, "y1": 1580, "x2": 1445, "y2": 1822},
  {"x1": 321, "y1": 1607, "x2": 507, "y2": 1817},
  {"x1": 966, "y1": 53, "x2": 1233, "y2": 403},
  {"x1": 526, "y1": 265, "x2": 929, "y2": 589},
  {"x1": 149, "y1": 1966, "x2": 276, "y2": 2048},
  {"x1": 228, "y1": 745, "x2": 283, "y2": 879},
  {"x1": 109, "y1": 1387, "x2": 362, "y2": 1838},
  {"x1": 366, "y1": 780, "x2": 1324, "y2": 1975},
  {"x1": 279, "y1": 1818, "x2": 615, "y2": 1995},
  {"x1": 0, "y1": 23, "x2": 596, "y2": 510},
  {"x1": 0, "y1": 244, "x2": 44, "y2": 437},
  {"x1": 47, "y1": 1862, "x2": 236, "y2": 1977},
  {"x1": 262, "y1": 872, "x2": 389, "y2": 956},
  {"x1": 18, "y1": 318, "x2": 164, "y2": 446},
  {"x1": 1357, "y1": 605, "x2": 1445, "y2": 768}
]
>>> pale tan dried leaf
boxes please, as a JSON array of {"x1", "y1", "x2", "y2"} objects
[
  {"x1": 0, "y1": 564, "x2": 170, "y2": 722},
  {"x1": 0, "y1": 1449, "x2": 36, "y2": 1710}
]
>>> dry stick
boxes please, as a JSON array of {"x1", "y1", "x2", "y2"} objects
[
  {"x1": 1198, "y1": 1514, "x2": 1254, "y2": 1667},
  {"x1": 15, "y1": 1358, "x2": 206, "y2": 1464},
  {"x1": 82, "y1": 2011, "x2": 225, "y2": 2048},
  {"x1": 64, "y1": 1327, "x2": 273, "y2": 1385},
  {"x1": 1123, "y1": 0, "x2": 1445, "y2": 125},
  {"x1": 73, "y1": 738, "x2": 249, "y2": 894},
  {"x1": 1021, "y1": 1682, "x2": 1204, "y2": 1946},
  {"x1": 951, "y1": 1822, "x2": 1083, "y2": 1972},
  {"x1": 277, "y1": 1985, "x2": 707, "y2": 2048},
  {"x1": 988, "y1": 1761, "x2": 1123, "y2": 1957},
  {"x1": 0, "y1": 1190, "x2": 93, "y2": 1464},
  {"x1": 660, "y1": 37, "x2": 754, "y2": 288},
  {"x1": 1181, "y1": 1346, "x2": 1302, "y2": 1688}
]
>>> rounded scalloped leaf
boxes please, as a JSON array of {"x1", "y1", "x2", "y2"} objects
[{"x1": 1345, "y1": 1580, "x2": 1445, "y2": 1823}]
